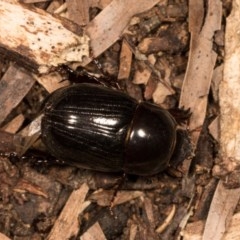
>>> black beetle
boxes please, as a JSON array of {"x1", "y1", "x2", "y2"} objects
[{"x1": 41, "y1": 83, "x2": 181, "y2": 176}]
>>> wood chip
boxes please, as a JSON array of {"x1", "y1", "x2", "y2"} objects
[
  {"x1": 47, "y1": 183, "x2": 90, "y2": 240},
  {"x1": 47, "y1": 0, "x2": 63, "y2": 13},
  {"x1": 66, "y1": 0, "x2": 90, "y2": 25},
  {"x1": 202, "y1": 181, "x2": 240, "y2": 240},
  {"x1": 129, "y1": 224, "x2": 138, "y2": 240},
  {"x1": 83, "y1": 0, "x2": 161, "y2": 65},
  {"x1": 16, "y1": 115, "x2": 43, "y2": 155},
  {"x1": 14, "y1": 178, "x2": 48, "y2": 198},
  {"x1": 138, "y1": 36, "x2": 183, "y2": 54},
  {"x1": 35, "y1": 72, "x2": 70, "y2": 93},
  {"x1": 0, "y1": 64, "x2": 35, "y2": 125},
  {"x1": 89, "y1": 189, "x2": 144, "y2": 207},
  {"x1": 0, "y1": 130, "x2": 22, "y2": 152},
  {"x1": 118, "y1": 39, "x2": 133, "y2": 80},
  {"x1": 211, "y1": 64, "x2": 223, "y2": 102},
  {"x1": 207, "y1": 3, "x2": 240, "y2": 238},
  {"x1": 179, "y1": 0, "x2": 222, "y2": 145},
  {"x1": 181, "y1": 220, "x2": 203, "y2": 240},
  {"x1": 182, "y1": 215, "x2": 240, "y2": 240},
  {"x1": 152, "y1": 82, "x2": 173, "y2": 106},
  {"x1": 22, "y1": 0, "x2": 51, "y2": 3},
  {"x1": 80, "y1": 222, "x2": 107, "y2": 240},
  {"x1": 133, "y1": 55, "x2": 156, "y2": 85},
  {"x1": 208, "y1": 116, "x2": 219, "y2": 141},
  {"x1": 89, "y1": 189, "x2": 114, "y2": 206},
  {"x1": 156, "y1": 204, "x2": 176, "y2": 233},
  {"x1": 223, "y1": 212, "x2": 240, "y2": 240},
  {"x1": 219, "y1": 0, "x2": 240, "y2": 165},
  {"x1": 2, "y1": 114, "x2": 25, "y2": 134},
  {"x1": 0, "y1": 232, "x2": 11, "y2": 240},
  {"x1": 112, "y1": 190, "x2": 144, "y2": 207},
  {"x1": 0, "y1": 1, "x2": 89, "y2": 73},
  {"x1": 143, "y1": 197, "x2": 155, "y2": 225}
]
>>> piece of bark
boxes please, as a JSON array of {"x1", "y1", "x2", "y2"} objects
[
  {"x1": 144, "y1": 78, "x2": 158, "y2": 100},
  {"x1": 219, "y1": 0, "x2": 240, "y2": 170},
  {"x1": 129, "y1": 224, "x2": 138, "y2": 240},
  {"x1": 89, "y1": 189, "x2": 144, "y2": 207},
  {"x1": 0, "y1": 64, "x2": 35, "y2": 125},
  {"x1": 14, "y1": 178, "x2": 48, "y2": 199},
  {"x1": 17, "y1": 115, "x2": 43, "y2": 155},
  {"x1": 35, "y1": 71, "x2": 70, "y2": 93},
  {"x1": 91, "y1": 0, "x2": 113, "y2": 9},
  {"x1": 80, "y1": 222, "x2": 107, "y2": 240},
  {"x1": 0, "y1": 233, "x2": 11, "y2": 240},
  {"x1": 0, "y1": 1, "x2": 89, "y2": 73},
  {"x1": 2, "y1": 114, "x2": 25, "y2": 134},
  {"x1": 138, "y1": 35, "x2": 185, "y2": 54},
  {"x1": 182, "y1": 220, "x2": 204, "y2": 240},
  {"x1": 156, "y1": 204, "x2": 176, "y2": 233},
  {"x1": 208, "y1": 116, "x2": 219, "y2": 141},
  {"x1": 202, "y1": 181, "x2": 240, "y2": 240},
  {"x1": 0, "y1": 130, "x2": 23, "y2": 153},
  {"x1": 152, "y1": 82, "x2": 174, "y2": 106},
  {"x1": 66, "y1": 0, "x2": 90, "y2": 26},
  {"x1": 192, "y1": 178, "x2": 218, "y2": 221},
  {"x1": 223, "y1": 212, "x2": 240, "y2": 240},
  {"x1": 179, "y1": 0, "x2": 222, "y2": 145},
  {"x1": 118, "y1": 39, "x2": 133, "y2": 80},
  {"x1": 47, "y1": 0, "x2": 63, "y2": 13},
  {"x1": 143, "y1": 198, "x2": 155, "y2": 226},
  {"x1": 83, "y1": 0, "x2": 161, "y2": 65},
  {"x1": 211, "y1": 64, "x2": 223, "y2": 102},
  {"x1": 12, "y1": 166, "x2": 63, "y2": 224},
  {"x1": 22, "y1": 0, "x2": 51, "y2": 3},
  {"x1": 133, "y1": 55, "x2": 156, "y2": 85},
  {"x1": 159, "y1": 210, "x2": 240, "y2": 240},
  {"x1": 47, "y1": 183, "x2": 90, "y2": 240},
  {"x1": 206, "y1": 2, "x2": 240, "y2": 238},
  {"x1": 112, "y1": 190, "x2": 144, "y2": 207}
]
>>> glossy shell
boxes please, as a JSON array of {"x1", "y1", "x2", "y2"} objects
[{"x1": 41, "y1": 83, "x2": 177, "y2": 175}]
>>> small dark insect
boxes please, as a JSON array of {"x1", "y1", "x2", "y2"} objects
[{"x1": 41, "y1": 80, "x2": 189, "y2": 176}]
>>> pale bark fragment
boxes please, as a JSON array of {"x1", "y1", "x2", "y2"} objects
[
  {"x1": 0, "y1": 64, "x2": 35, "y2": 125},
  {"x1": 89, "y1": 189, "x2": 144, "y2": 207},
  {"x1": 152, "y1": 82, "x2": 173, "y2": 106},
  {"x1": 207, "y1": 3, "x2": 240, "y2": 239},
  {"x1": 0, "y1": 233, "x2": 11, "y2": 240},
  {"x1": 156, "y1": 204, "x2": 176, "y2": 233},
  {"x1": 17, "y1": 115, "x2": 43, "y2": 155},
  {"x1": 181, "y1": 220, "x2": 203, "y2": 240},
  {"x1": 47, "y1": 0, "x2": 63, "y2": 13},
  {"x1": 80, "y1": 222, "x2": 107, "y2": 240},
  {"x1": 0, "y1": 1, "x2": 89, "y2": 73},
  {"x1": 179, "y1": 0, "x2": 222, "y2": 145},
  {"x1": 118, "y1": 39, "x2": 133, "y2": 80},
  {"x1": 2, "y1": 114, "x2": 25, "y2": 133},
  {"x1": 183, "y1": 212, "x2": 240, "y2": 240},
  {"x1": 211, "y1": 64, "x2": 223, "y2": 102},
  {"x1": 66, "y1": 0, "x2": 90, "y2": 25},
  {"x1": 133, "y1": 55, "x2": 156, "y2": 85},
  {"x1": 202, "y1": 181, "x2": 240, "y2": 240},
  {"x1": 129, "y1": 224, "x2": 138, "y2": 240},
  {"x1": 47, "y1": 183, "x2": 90, "y2": 240},
  {"x1": 223, "y1": 212, "x2": 240, "y2": 240},
  {"x1": 22, "y1": 0, "x2": 50, "y2": 3},
  {"x1": 208, "y1": 116, "x2": 219, "y2": 141},
  {"x1": 83, "y1": 0, "x2": 162, "y2": 65},
  {"x1": 0, "y1": 130, "x2": 22, "y2": 152},
  {"x1": 219, "y1": 0, "x2": 240, "y2": 164},
  {"x1": 35, "y1": 72, "x2": 70, "y2": 93}
]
